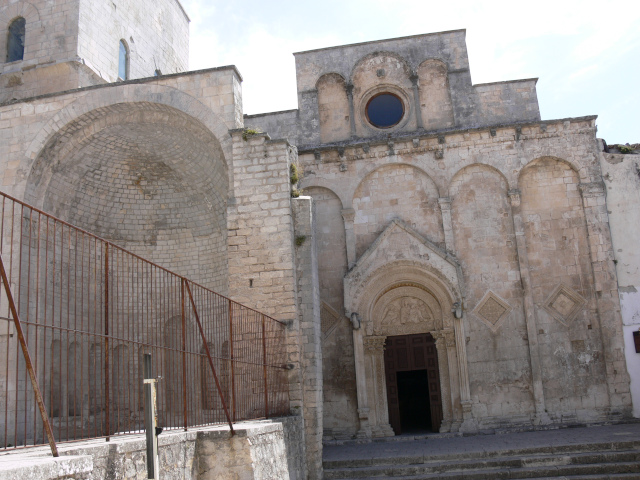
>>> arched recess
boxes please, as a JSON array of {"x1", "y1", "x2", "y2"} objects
[
  {"x1": 449, "y1": 163, "x2": 535, "y2": 420},
  {"x1": 352, "y1": 164, "x2": 444, "y2": 259},
  {"x1": 518, "y1": 157, "x2": 608, "y2": 414},
  {"x1": 24, "y1": 101, "x2": 229, "y2": 293},
  {"x1": 305, "y1": 186, "x2": 347, "y2": 312},
  {"x1": 304, "y1": 185, "x2": 358, "y2": 438},
  {"x1": 350, "y1": 51, "x2": 415, "y2": 135},
  {"x1": 23, "y1": 83, "x2": 235, "y2": 192},
  {"x1": 417, "y1": 59, "x2": 454, "y2": 130},
  {"x1": 0, "y1": 2, "x2": 40, "y2": 62},
  {"x1": 317, "y1": 73, "x2": 350, "y2": 143}
]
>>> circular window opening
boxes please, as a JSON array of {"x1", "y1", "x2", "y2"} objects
[{"x1": 366, "y1": 93, "x2": 404, "y2": 129}]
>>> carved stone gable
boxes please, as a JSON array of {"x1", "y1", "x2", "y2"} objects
[{"x1": 344, "y1": 219, "x2": 462, "y2": 317}]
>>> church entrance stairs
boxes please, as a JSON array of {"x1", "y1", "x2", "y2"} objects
[{"x1": 323, "y1": 423, "x2": 640, "y2": 479}]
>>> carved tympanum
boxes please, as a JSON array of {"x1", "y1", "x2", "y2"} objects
[{"x1": 381, "y1": 297, "x2": 433, "y2": 326}]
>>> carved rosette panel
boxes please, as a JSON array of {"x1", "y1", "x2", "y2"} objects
[
  {"x1": 542, "y1": 284, "x2": 586, "y2": 326},
  {"x1": 471, "y1": 291, "x2": 513, "y2": 333},
  {"x1": 321, "y1": 302, "x2": 341, "y2": 338}
]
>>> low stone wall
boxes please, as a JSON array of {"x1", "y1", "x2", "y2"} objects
[{"x1": 0, "y1": 416, "x2": 305, "y2": 480}]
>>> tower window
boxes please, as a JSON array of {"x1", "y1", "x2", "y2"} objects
[
  {"x1": 118, "y1": 40, "x2": 129, "y2": 80},
  {"x1": 366, "y1": 93, "x2": 404, "y2": 129},
  {"x1": 6, "y1": 17, "x2": 26, "y2": 63}
]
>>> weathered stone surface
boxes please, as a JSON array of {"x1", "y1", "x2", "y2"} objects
[{"x1": 0, "y1": 418, "x2": 304, "y2": 480}]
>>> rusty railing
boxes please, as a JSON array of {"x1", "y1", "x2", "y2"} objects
[{"x1": 0, "y1": 190, "x2": 289, "y2": 452}]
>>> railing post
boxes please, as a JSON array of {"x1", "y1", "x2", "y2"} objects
[
  {"x1": 104, "y1": 243, "x2": 110, "y2": 441},
  {"x1": 181, "y1": 278, "x2": 187, "y2": 431},
  {"x1": 262, "y1": 314, "x2": 269, "y2": 419},
  {"x1": 229, "y1": 299, "x2": 236, "y2": 422},
  {"x1": 143, "y1": 354, "x2": 159, "y2": 480},
  {"x1": 0, "y1": 251, "x2": 58, "y2": 457},
  {"x1": 184, "y1": 281, "x2": 234, "y2": 434}
]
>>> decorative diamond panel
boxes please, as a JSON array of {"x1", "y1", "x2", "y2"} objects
[
  {"x1": 543, "y1": 284, "x2": 586, "y2": 326},
  {"x1": 472, "y1": 291, "x2": 513, "y2": 333},
  {"x1": 321, "y1": 302, "x2": 341, "y2": 338}
]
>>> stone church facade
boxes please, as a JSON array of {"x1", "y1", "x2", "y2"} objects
[
  {"x1": 247, "y1": 30, "x2": 636, "y2": 440},
  {"x1": 0, "y1": 0, "x2": 638, "y2": 477}
]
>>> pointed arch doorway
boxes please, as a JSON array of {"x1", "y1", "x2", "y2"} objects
[{"x1": 384, "y1": 332, "x2": 443, "y2": 434}]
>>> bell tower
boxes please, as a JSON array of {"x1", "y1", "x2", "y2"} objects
[{"x1": 0, "y1": 0, "x2": 190, "y2": 103}]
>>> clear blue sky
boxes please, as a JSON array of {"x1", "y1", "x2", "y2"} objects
[{"x1": 180, "y1": 0, "x2": 639, "y2": 144}]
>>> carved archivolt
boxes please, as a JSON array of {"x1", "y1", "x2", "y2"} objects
[{"x1": 348, "y1": 261, "x2": 460, "y2": 328}]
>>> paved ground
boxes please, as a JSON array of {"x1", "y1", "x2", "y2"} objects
[{"x1": 323, "y1": 423, "x2": 640, "y2": 463}]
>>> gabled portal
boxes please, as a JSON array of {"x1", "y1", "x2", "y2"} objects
[{"x1": 344, "y1": 220, "x2": 477, "y2": 437}]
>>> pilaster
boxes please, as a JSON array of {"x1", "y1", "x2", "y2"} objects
[
  {"x1": 342, "y1": 208, "x2": 357, "y2": 268},
  {"x1": 438, "y1": 197, "x2": 455, "y2": 251},
  {"x1": 433, "y1": 332, "x2": 452, "y2": 432},
  {"x1": 410, "y1": 74, "x2": 424, "y2": 130},
  {"x1": 508, "y1": 189, "x2": 550, "y2": 425}
]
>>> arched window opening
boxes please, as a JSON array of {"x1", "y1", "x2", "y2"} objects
[
  {"x1": 6, "y1": 17, "x2": 26, "y2": 63},
  {"x1": 118, "y1": 40, "x2": 129, "y2": 80}
]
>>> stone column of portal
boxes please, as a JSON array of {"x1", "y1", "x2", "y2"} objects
[
  {"x1": 579, "y1": 181, "x2": 630, "y2": 415},
  {"x1": 345, "y1": 84, "x2": 357, "y2": 138},
  {"x1": 508, "y1": 189, "x2": 550, "y2": 425},
  {"x1": 433, "y1": 332, "x2": 453, "y2": 432},
  {"x1": 342, "y1": 208, "x2": 357, "y2": 269},
  {"x1": 454, "y1": 316, "x2": 477, "y2": 433},
  {"x1": 352, "y1": 327, "x2": 371, "y2": 438},
  {"x1": 438, "y1": 197, "x2": 455, "y2": 251},
  {"x1": 410, "y1": 74, "x2": 424, "y2": 130},
  {"x1": 444, "y1": 330, "x2": 462, "y2": 431},
  {"x1": 363, "y1": 336, "x2": 395, "y2": 438}
]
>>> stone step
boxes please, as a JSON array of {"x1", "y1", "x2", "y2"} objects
[
  {"x1": 353, "y1": 471, "x2": 640, "y2": 480},
  {"x1": 527, "y1": 475, "x2": 640, "y2": 480},
  {"x1": 323, "y1": 439, "x2": 640, "y2": 469},
  {"x1": 323, "y1": 450, "x2": 640, "y2": 479}
]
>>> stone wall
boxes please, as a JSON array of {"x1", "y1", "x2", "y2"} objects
[
  {"x1": 600, "y1": 149, "x2": 640, "y2": 418},
  {"x1": 292, "y1": 196, "x2": 323, "y2": 479},
  {"x1": 227, "y1": 132, "x2": 323, "y2": 478},
  {"x1": 244, "y1": 110, "x2": 299, "y2": 145},
  {"x1": 0, "y1": 417, "x2": 304, "y2": 480},
  {"x1": 77, "y1": 0, "x2": 189, "y2": 81}
]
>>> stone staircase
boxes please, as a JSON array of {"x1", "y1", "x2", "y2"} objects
[{"x1": 323, "y1": 427, "x2": 640, "y2": 480}]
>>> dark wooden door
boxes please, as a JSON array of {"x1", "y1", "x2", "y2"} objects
[{"x1": 384, "y1": 333, "x2": 442, "y2": 434}]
